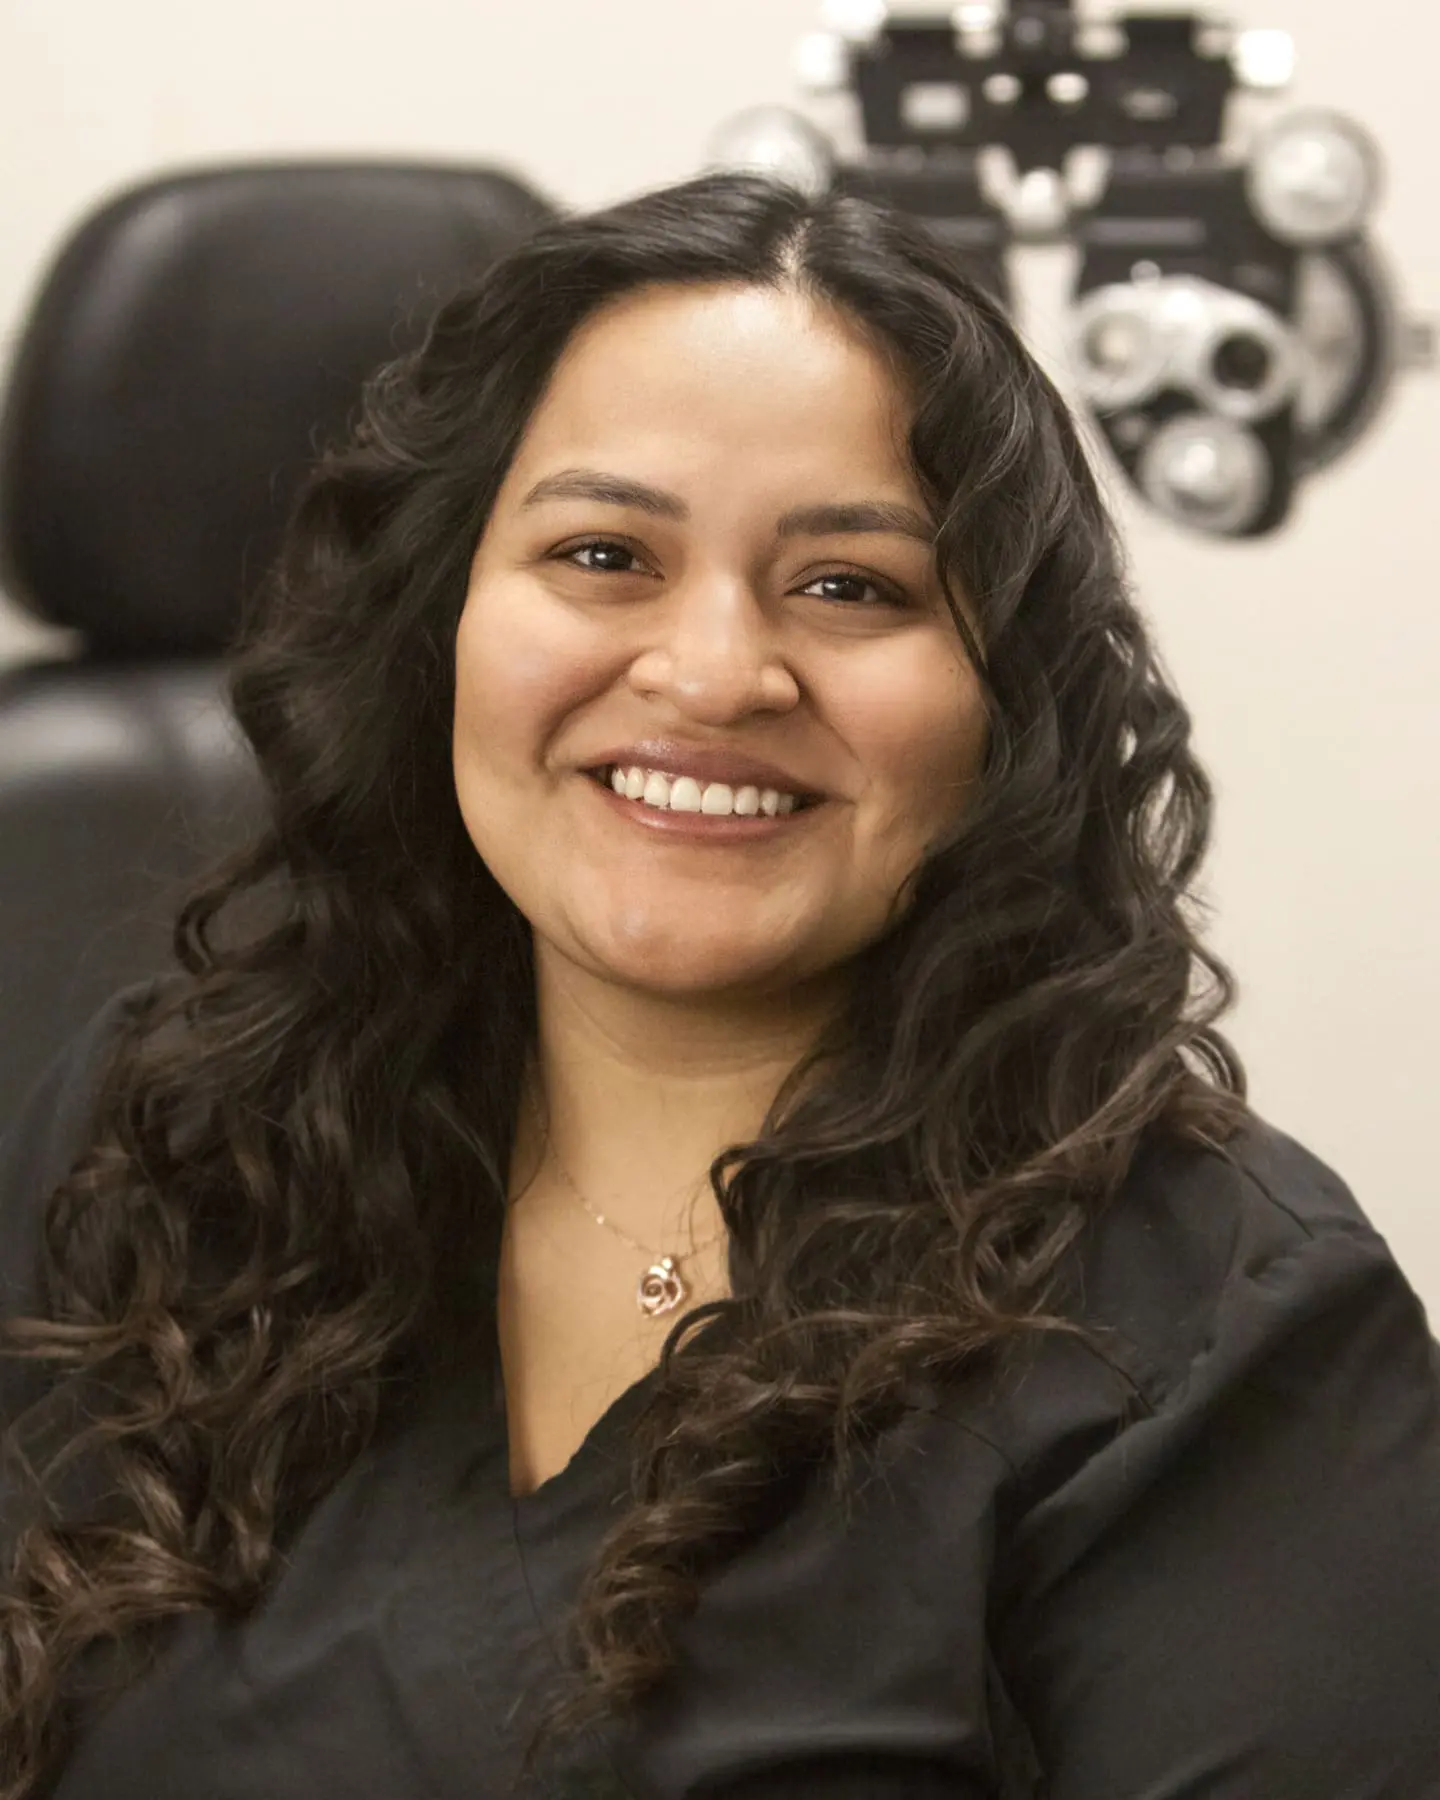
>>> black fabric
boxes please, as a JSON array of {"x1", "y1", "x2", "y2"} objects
[{"x1": 2, "y1": 989, "x2": 1438, "y2": 1799}]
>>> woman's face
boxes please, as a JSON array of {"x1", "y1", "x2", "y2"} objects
[{"x1": 454, "y1": 280, "x2": 988, "y2": 1003}]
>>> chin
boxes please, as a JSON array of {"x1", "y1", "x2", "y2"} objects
[{"x1": 585, "y1": 923, "x2": 806, "y2": 1000}]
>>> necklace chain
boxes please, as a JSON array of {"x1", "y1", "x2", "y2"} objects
[{"x1": 524, "y1": 1092, "x2": 728, "y2": 1316}]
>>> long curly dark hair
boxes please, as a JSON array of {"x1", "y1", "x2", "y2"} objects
[{"x1": 0, "y1": 172, "x2": 1245, "y2": 1797}]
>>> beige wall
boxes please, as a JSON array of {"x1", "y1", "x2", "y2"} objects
[{"x1": 2, "y1": 0, "x2": 1436, "y2": 1313}]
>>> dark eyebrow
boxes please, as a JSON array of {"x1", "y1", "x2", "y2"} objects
[
  {"x1": 519, "y1": 469, "x2": 689, "y2": 519},
  {"x1": 519, "y1": 469, "x2": 935, "y2": 544},
  {"x1": 774, "y1": 501, "x2": 936, "y2": 544}
]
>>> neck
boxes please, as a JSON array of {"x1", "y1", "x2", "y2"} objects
[{"x1": 514, "y1": 944, "x2": 843, "y2": 1248}]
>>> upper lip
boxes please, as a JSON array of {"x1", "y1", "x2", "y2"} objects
[{"x1": 582, "y1": 741, "x2": 827, "y2": 799}]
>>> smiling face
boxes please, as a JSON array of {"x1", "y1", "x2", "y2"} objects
[{"x1": 453, "y1": 280, "x2": 988, "y2": 1005}]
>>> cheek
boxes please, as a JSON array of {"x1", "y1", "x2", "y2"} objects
[
  {"x1": 453, "y1": 575, "x2": 600, "y2": 772},
  {"x1": 849, "y1": 649, "x2": 988, "y2": 835}
]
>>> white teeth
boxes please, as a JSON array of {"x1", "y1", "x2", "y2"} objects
[{"x1": 603, "y1": 766, "x2": 806, "y2": 818}]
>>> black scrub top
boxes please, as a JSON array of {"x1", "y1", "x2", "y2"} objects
[{"x1": 2, "y1": 987, "x2": 1438, "y2": 1800}]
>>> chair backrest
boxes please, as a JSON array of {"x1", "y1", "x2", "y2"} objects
[{"x1": 0, "y1": 161, "x2": 555, "y2": 1138}]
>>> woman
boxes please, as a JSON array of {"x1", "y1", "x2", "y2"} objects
[{"x1": 0, "y1": 173, "x2": 1435, "y2": 1800}]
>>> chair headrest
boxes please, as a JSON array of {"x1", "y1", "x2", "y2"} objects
[{"x1": 0, "y1": 162, "x2": 554, "y2": 659}]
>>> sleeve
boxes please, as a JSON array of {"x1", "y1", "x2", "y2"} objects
[{"x1": 994, "y1": 1223, "x2": 1440, "y2": 1799}]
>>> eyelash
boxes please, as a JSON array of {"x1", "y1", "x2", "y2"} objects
[{"x1": 554, "y1": 537, "x2": 910, "y2": 609}]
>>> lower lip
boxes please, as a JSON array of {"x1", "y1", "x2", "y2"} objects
[{"x1": 585, "y1": 776, "x2": 822, "y2": 842}]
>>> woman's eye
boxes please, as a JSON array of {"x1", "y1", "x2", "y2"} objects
[
  {"x1": 560, "y1": 539, "x2": 645, "y2": 575},
  {"x1": 553, "y1": 545, "x2": 906, "y2": 607},
  {"x1": 800, "y1": 571, "x2": 905, "y2": 608}
]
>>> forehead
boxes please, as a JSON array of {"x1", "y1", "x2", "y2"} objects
[{"x1": 500, "y1": 281, "x2": 921, "y2": 501}]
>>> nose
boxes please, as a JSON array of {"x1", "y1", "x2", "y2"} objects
[{"x1": 625, "y1": 571, "x2": 800, "y2": 725}]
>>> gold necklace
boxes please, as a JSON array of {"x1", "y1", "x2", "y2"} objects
[{"x1": 525, "y1": 1095, "x2": 729, "y2": 1318}]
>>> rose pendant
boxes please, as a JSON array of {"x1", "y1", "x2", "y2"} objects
[{"x1": 637, "y1": 1256, "x2": 686, "y2": 1317}]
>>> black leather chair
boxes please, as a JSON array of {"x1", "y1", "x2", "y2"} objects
[{"x1": 0, "y1": 162, "x2": 555, "y2": 1139}]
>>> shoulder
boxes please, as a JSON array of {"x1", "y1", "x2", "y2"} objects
[
  {"x1": 1123, "y1": 1109, "x2": 1379, "y2": 1257},
  {"x1": 1063, "y1": 1112, "x2": 1417, "y2": 1406},
  {"x1": 965, "y1": 1121, "x2": 1440, "y2": 1793},
  {"x1": 924, "y1": 1109, "x2": 1436, "y2": 1497}
]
